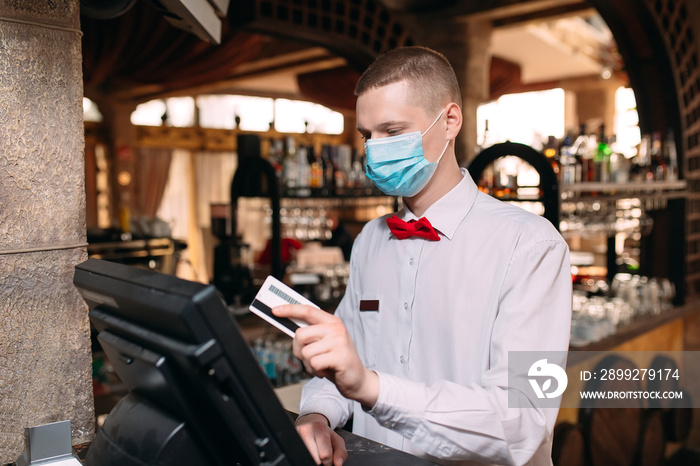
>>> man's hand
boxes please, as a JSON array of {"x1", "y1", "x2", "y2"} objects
[
  {"x1": 272, "y1": 304, "x2": 379, "y2": 408},
  {"x1": 296, "y1": 413, "x2": 347, "y2": 466}
]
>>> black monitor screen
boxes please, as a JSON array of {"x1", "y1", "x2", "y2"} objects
[{"x1": 74, "y1": 258, "x2": 314, "y2": 466}]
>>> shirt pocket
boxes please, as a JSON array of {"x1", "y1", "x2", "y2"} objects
[{"x1": 355, "y1": 297, "x2": 381, "y2": 369}]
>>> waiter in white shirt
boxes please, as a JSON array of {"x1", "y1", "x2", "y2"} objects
[{"x1": 273, "y1": 46, "x2": 572, "y2": 466}]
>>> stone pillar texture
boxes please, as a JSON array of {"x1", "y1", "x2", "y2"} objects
[
  {"x1": 0, "y1": 1, "x2": 94, "y2": 462},
  {"x1": 410, "y1": 16, "x2": 492, "y2": 167}
]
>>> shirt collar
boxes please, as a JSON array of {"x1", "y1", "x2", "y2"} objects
[{"x1": 401, "y1": 168, "x2": 478, "y2": 240}]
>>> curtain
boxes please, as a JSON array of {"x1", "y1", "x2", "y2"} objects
[
  {"x1": 194, "y1": 151, "x2": 238, "y2": 228},
  {"x1": 135, "y1": 147, "x2": 172, "y2": 219},
  {"x1": 157, "y1": 150, "x2": 244, "y2": 283},
  {"x1": 157, "y1": 150, "x2": 207, "y2": 283}
]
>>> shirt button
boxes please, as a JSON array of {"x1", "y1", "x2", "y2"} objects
[
  {"x1": 403, "y1": 302, "x2": 408, "y2": 310},
  {"x1": 400, "y1": 355, "x2": 407, "y2": 363},
  {"x1": 409, "y1": 257, "x2": 414, "y2": 266}
]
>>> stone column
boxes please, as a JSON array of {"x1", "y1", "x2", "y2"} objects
[
  {"x1": 0, "y1": 2, "x2": 94, "y2": 463},
  {"x1": 409, "y1": 16, "x2": 492, "y2": 167}
]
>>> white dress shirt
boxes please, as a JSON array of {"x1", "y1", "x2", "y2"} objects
[{"x1": 299, "y1": 168, "x2": 572, "y2": 466}]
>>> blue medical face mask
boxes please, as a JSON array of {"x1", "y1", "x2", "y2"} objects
[{"x1": 364, "y1": 108, "x2": 450, "y2": 197}]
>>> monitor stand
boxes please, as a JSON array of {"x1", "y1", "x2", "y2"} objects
[
  {"x1": 84, "y1": 393, "x2": 210, "y2": 466},
  {"x1": 89, "y1": 393, "x2": 439, "y2": 466}
]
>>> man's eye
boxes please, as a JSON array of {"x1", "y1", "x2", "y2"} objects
[{"x1": 387, "y1": 129, "x2": 401, "y2": 136}]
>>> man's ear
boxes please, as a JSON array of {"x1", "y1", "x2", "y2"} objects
[{"x1": 445, "y1": 102, "x2": 462, "y2": 139}]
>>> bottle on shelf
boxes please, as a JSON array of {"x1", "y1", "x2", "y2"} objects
[
  {"x1": 608, "y1": 134, "x2": 629, "y2": 183},
  {"x1": 283, "y1": 137, "x2": 298, "y2": 189},
  {"x1": 297, "y1": 145, "x2": 311, "y2": 188},
  {"x1": 477, "y1": 119, "x2": 494, "y2": 154},
  {"x1": 348, "y1": 152, "x2": 366, "y2": 188},
  {"x1": 310, "y1": 149, "x2": 323, "y2": 188},
  {"x1": 335, "y1": 145, "x2": 352, "y2": 190},
  {"x1": 492, "y1": 156, "x2": 519, "y2": 198},
  {"x1": 321, "y1": 145, "x2": 334, "y2": 190},
  {"x1": 630, "y1": 134, "x2": 653, "y2": 182},
  {"x1": 268, "y1": 138, "x2": 284, "y2": 186},
  {"x1": 477, "y1": 163, "x2": 495, "y2": 194},
  {"x1": 594, "y1": 124, "x2": 611, "y2": 182},
  {"x1": 664, "y1": 129, "x2": 679, "y2": 181},
  {"x1": 650, "y1": 131, "x2": 666, "y2": 181},
  {"x1": 570, "y1": 124, "x2": 591, "y2": 183},
  {"x1": 583, "y1": 130, "x2": 598, "y2": 182},
  {"x1": 544, "y1": 135, "x2": 560, "y2": 177},
  {"x1": 559, "y1": 132, "x2": 580, "y2": 185}
]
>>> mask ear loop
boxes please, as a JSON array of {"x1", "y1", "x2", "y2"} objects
[
  {"x1": 422, "y1": 107, "x2": 451, "y2": 164},
  {"x1": 421, "y1": 108, "x2": 447, "y2": 137},
  {"x1": 435, "y1": 139, "x2": 451, "y2": 164}
]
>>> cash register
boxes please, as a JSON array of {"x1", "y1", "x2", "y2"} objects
[{"x1": 74, "y1": 259, "x2": 436, "y2": 465}]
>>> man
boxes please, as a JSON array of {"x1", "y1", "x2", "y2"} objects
[{"x1": 273, "y1": 46, "x2": 571, "y2": 466}]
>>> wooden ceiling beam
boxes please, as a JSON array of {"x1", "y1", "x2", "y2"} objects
[
  {"x1": 460, "y1": 0, "x2": 593, "y2": 23},
  {"x1": 391, "y1": 0, "x2": 593, "y2": 24},
  {"x1": 491, "y1": 4, "x2": 597, "y2": 27},
  {"x1": 171, "y1": 55, "x2": 348, "y2": 99},
  {"x1": 228, "y1": 46, "x2": 337, "y2": 77},
  {"x1": 109, "y1": 43, "x2": 346, "y2": 102}
]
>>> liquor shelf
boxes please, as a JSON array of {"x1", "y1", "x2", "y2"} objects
[
  {"x1": 561, "y1": 180, "x2": 688, "y2": 204},
  {"x1": 281, "y1": 185, "x2": 388, "y2": 198},
  {"x1": 562, "y1": 180, "x2": 687, "y2": 193}
]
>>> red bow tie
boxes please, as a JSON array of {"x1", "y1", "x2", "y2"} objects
[{"x1": 386, "y1": 215, "x2": 440, "y2": 241}]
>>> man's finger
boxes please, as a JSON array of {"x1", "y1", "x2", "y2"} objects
[
  {"x1": 296, "y1": 344, "x2": 334, "y2": 380},
  {"x1": 296, "y1": 423, "x2": 322, "y2": 465},
  {"x1": 307, "y1": 440, "x2": 322, "y2": 465},
  {"x1": 298, "y1": 351, "x2": 331, "y2": 379},
  {"x1": 272, "y1": 304, "x2": 333, "y2": 325},
  {"x1": 294, "y1": 325, "x2": 342, "y2": 355},
  {"x1": 313, "y1": 428, "x2": 335, "y2": 466},
  {"x1": 331, "y1": 432, "x2": 348, "y2": 466}
]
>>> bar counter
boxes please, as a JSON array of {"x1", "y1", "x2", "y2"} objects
[
  {"x1": 567, "y1": 299, "x2": 700, "y2": 365},
  {"x1": 58, "y1": 425, "x2": 440, "y2": 466},
  {"x1": 557, "y1": 298, "x2": 700, "y2": 436}
]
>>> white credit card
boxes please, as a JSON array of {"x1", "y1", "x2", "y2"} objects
[{"x1": 249, "y1": 275, "x2": 316, "y2": 337}]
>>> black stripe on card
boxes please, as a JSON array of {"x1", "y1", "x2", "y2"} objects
[{"x1": 251, "y1": 298, "x2": 300, "y2": 334}]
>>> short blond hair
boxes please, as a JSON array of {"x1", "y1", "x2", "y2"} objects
[{"x1": 355, "y1": 46, "x2": 461, "y2": 115}]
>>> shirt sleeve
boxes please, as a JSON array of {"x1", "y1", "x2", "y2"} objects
[
  {"x1": 367, "y1": 237, "x2": 572, "y2": 466},
  {"x1": 297, "y1": 287, "x2": 356, "y2": 429},
  {"x1": 298, "y1": 376, "x2": 353, "y2": 429},
  {"x1": 297, "y1": 229, "x2": 366, "y2": 429}
]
